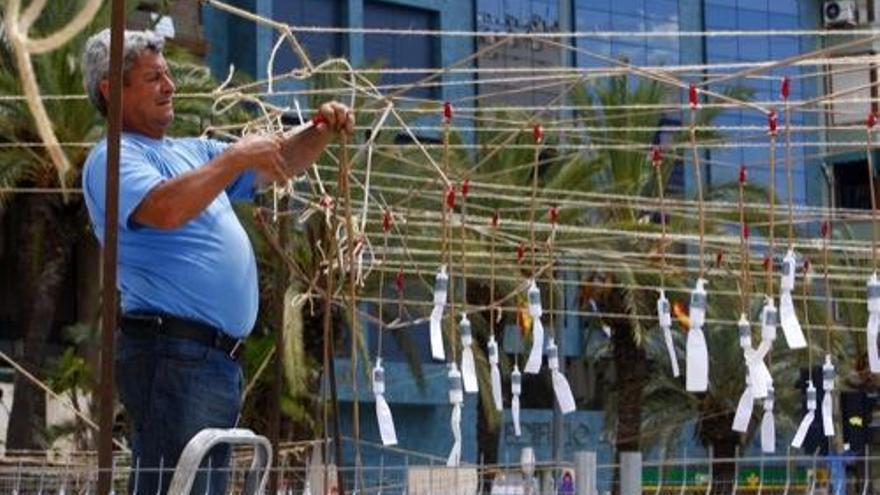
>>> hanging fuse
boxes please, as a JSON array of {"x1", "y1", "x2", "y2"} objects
[
  {"x1": 780, "y1": 250, "x2": 807, "y2": 349},
  {"x1": 657, "y1": 292, "x2": 672, "y2": 329},
  {"x1": 738, "y1": 314, "x2": 752, "y2": 349},
  {"x1": 689, "y1": 279, "x2": 707, "y2": 329},
  {"x1": 760, "y1": 297, "x2": 778, "y2": 343},
  {"x1": 429, "y1": 266, "x2": 449, "y2": 361},
  {"x1": 372, "y1": 360, "x2": 386, "y2": 395},
  {"x1": 511, "y1": 365, "x2": 522, "y2": 437},
  {"x1": 460, "y1": 314, "x2": 478, "y2": 393},
  {"x1": 822, "y1": 355, "x2": 835, "y2": 436},
  {"x1": 448, "y1": 364, "x2": 463, "y2": 405},
  {"x1": 524, "y1": 280, "x2": 545, "y2": 374},
  {"x1": 781, "y1": 251, "x2": 796, "y2": 292},
  {"x1": 547, "y1": 337, "x2": 575, "y2": 414},
  {"x1": 488, "y1": 334, "x2": 503, "y2": 411},
  {"x1": 866, "y1": 274, "x2": 880, "y2": 372}
]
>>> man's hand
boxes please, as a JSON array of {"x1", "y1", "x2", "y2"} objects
[
  {"x1": 280, "y1": 101, "x2": 355, "y2": 176},
  {"x1": 228, "y1": 134, "x2": 287, "y2": 183},
  {"x1": 314, "y1": 100, "x2": 355, "y2": 134}
]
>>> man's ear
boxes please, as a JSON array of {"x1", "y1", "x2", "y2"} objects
[{"x1": 98, "y1": 79, "x2": 110, "y2": 104}]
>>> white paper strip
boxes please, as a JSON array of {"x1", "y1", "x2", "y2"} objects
[
  {"x1": 686, "y1": 279, "x2": 709, "y2": 392},
  {"x1": 524, "y1": 280, "x2": 544, "y2": 374},
  {"x1": 867, "y1": 273, "x2": 880, "y2": 372},
  {"x1": 512, "y1": 365, "x2": 522, "y2": 437},
  {"x1": 447, "y1": 364, "x2": 463, "y2": 467},
  {"x1": 791, "y1": 381, "x2": 816, "y2": 448},
  {"x1": 488, "y1": 335, "x2": 503, "y2": 411},
  {"x1": 779, "y1": 250, "x2": 807, "y2": 349},
  {"x1": 460, "y1": 314, "x2": 478, "y2": 393},
  {"x1": 430, "y1": 266, "x2": 448, "y2": 361},
  {"x1": 761, "y1": 387, "x2": 775, "y2": 453},
  {"x1": 791, "y1": 410, "x2": 815, "y2": 449},
  {"x1": 657, "y1": 289, "x2": 680, "y2": 377},
  {"x1": 746, "y1": 299, "x2": 774, "y2": 399},
  {"x1": 447, "y1": 403, "x2": 462, "y2": 467},
  {"x1": 372, "y1": 359, "x2": 398, "y2": 446},
  {"x1": 822, "y1": 355, "x2": 835, "y2": 437},
  {"x1": 732, "y1": 372, "x2": 753, "y2": 433},
  {"x1": 547, "y1": 338, "x2": 575, "y2": 414}
]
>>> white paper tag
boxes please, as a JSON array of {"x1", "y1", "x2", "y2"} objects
[
  {"x1": 446, "y1": 403, "x2": 462, "y2": 467},
  {"x1": 732, "y1": 384, "x2": 753, "y2": 433},
  {"x1": 524, "y1": 317, "x2": 544, "y2": 374},
  {"x1": 686, "y1": 326, "x2": 708, "y2": 392},
  {"x1": 780, "y1": 288, "x2": 807, "y2": 349}
]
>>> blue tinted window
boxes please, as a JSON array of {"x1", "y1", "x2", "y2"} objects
[
  {"x1": 273, "y1": 0, "x2": 343, "y2": 70},
  {"x1": 531, "y1": 0, "x2": 558, "y2": 19},
  {"x1": 646, "y1": 48, "x2": 677, "y2": 65},
  {"x1": 612, "y1": 42, "x2": 646, "y2": 65},
  {"x1": 503, "y1": 0, "x2": 529, "y2": 19},
  {"x1": 577, "y1": 8, "x2": 612, "y2": 30},
  {"x1": 705, "y1": 5, "x2": 737, "y2": 29},
  {"x1": 612, "y1": 13, "x2": 643, "y2": 31},
  {"x1": 768, "y1": 13, "x2": 798, "y2": 29},
  {"x1": 575, "y1": 0, "x2": 612, "y2": 12},
  {"x1": 610, "y1": 0, "x2": 642, "y2": 15},
  {"x1": 644, "y1": 0, "x2": 678, "y2": 21},
  {"x1": 578, "y1": 38, "x2": 612, "y2": 67},
  {"x1": 480, "y1": 0, "x2": 503, "y2": 16},
  {"x1": 738, "y1": 8, "x2": 769, "y2": 29},
  {"x1": 364, "y1": 1, "x2": 438, "y2": 100},
  {"x1": 770, "y1": 36, "x2": 798, "y2": 59},
  {"x1": 738, "y1": 37, "x2": 769, "y2": 61},
  {"x1": 649, "y1": 35, "x2": 679, "y2": 57},
  {"x1": 737, "y1": 0, "x2": 767, "y2": 11},
  {"x1": 742, "y1": 148, "x2": 767, "y2": 170},
  {"x1": 706, "y1": 37, "x2": 738, "y2": 59},
  {"x1": 767, "y1": 0, "x2": 798, "y2": 14}
]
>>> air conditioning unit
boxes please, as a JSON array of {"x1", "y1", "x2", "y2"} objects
[{"x1": 823, "y1": 0, "x2": 859, "y2": 28}]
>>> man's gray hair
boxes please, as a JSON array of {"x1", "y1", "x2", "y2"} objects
[{"x1": 81, "y1": 29, "x2": 165, "y2": 116}]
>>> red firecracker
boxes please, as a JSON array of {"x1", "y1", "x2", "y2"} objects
[
  {"x1": 651, "y1": 145, "x2": 662, "y2": 167},
  {"x1": 383, "y1": 209, "x2": 392, "y2": 233},
  {"x1": 533, "y1": 124, "x2": 544, "y2": 144},
  {"x1": 443, "y1": 101, "x2": 453, "y2": 123}
]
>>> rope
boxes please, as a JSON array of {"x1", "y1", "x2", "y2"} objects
[
  {"x1": 0, "y1": 350, "x2": 127, "y2": 451},
  {"x1": 689, "y1": 87, "x2": 707, "y2": 279},
  {"x1": 766, "y1": 110, "x2": 777, "y2": 296}
]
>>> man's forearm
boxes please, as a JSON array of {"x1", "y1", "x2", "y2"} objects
[
  {"x1": 280, "y1": 124, "x2": 333, "y2": 176},
  {"x1": 131, "y1": 151, "x2": 245, "y2": 229}
]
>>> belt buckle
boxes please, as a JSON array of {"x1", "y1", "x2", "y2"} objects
[{"x1": 228, "y1": 339, "x2": 242, "y2": 359}]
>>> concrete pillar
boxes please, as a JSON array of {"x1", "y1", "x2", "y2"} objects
[
  {"x1": 620, "y1": 452, "x2": 642, "y2": 495},
  {"x1": 574, "y1": 451, "x2": 596, "y2": 495}
]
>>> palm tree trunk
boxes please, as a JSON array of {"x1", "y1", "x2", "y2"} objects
[
  {"x1": 698, "y1": 406, "x2": 739, "y2": 495},
  {"x1": 6, "y1": 195, "x2": 81, "y2": 451},
  {"x1": 612, "y1": 319, "x2": 647, "y2": 494}
]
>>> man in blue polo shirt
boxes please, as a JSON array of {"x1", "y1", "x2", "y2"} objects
[{"x1": 81, "y1": 29, "x2": 353, "y2": 494}]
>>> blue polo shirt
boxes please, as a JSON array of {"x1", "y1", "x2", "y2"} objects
[{"x1": 83, "y1": 132, "x2": 258, "y2": 338}]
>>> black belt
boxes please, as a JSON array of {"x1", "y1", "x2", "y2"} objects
[{"x1": 120, "y1": 313, "x2": 243, "y2": 359}]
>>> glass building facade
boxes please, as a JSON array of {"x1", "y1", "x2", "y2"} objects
[
  {"x1": 702, "y1": 0, "x2": 820, "y2": 203},
  {"x1": 469, "y1": 0, "x2": 822, "y2": 202}
]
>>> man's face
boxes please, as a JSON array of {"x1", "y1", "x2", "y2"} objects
[{"x1": 109, "y1": 51, "x2": 176, "y2": 138}]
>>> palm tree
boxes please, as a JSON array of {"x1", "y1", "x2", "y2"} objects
[
  {"x1": 0, "y1": 0, "x2": 257, "y2": 450},
  {"x1": 569, "y1": 74, "x2": 772, "y2": 492},
  {"x1": 0, "y1": 0, "x2": 108, "y2": 451}
]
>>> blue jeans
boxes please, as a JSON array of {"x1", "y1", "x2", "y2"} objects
[{"x1": 115, "y1": 331, "x2": 243, "y2": 495}]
